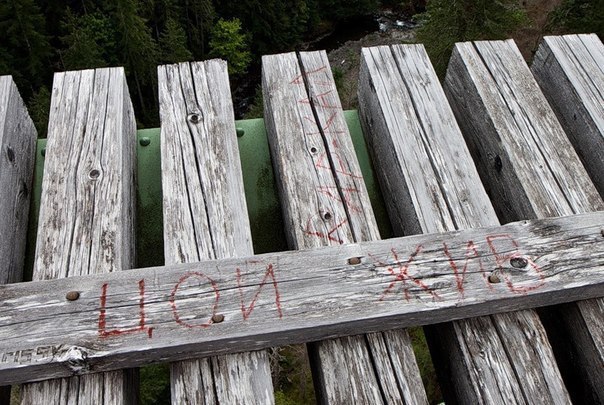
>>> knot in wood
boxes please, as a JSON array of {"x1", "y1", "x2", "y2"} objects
[
  {"x1": 6, "y1": 146, "x2": 15, "y2": 163},
  {"x1": 510, "y1": 257, "x2": 528, "y2": 269}
]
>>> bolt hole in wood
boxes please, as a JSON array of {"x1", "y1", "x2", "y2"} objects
[
  {"x1": 510, "y1": 257, "x2": 528, "y2": 268},
  {"x1": 88, "y1": 169, "x2": 101, "y2": 180},
  {"x1": 488, "y1": 274, "x2": 501, "y2": 283},
  {"x1": 310, "y1": 146, "x2": 318, "y2": 153},
  {"x1": 187, "y1": 113, "x2": 200, "y2": 124},
  {"x1": 6, "y1": 146, "x2": 15, "y2": 163},
  {"x1": 323, "y1": 212, "x2": 332, "y2": 221}
]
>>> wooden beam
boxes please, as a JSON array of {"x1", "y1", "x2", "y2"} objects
[
  {"x1": 263, "y1": 50, "x2": 427, "y2": 404},
  {"x1": 444, "y1": 38, "x2": 604, "y2": 403},
  {"x1": 20, "y1": 68, "x2": 138, "y2": 404},
  {"x1": 532, "y1": 34, "x2": 604, "y2": 197},
  {"x1": 158, "y1": 60, "x2": 273, "y2": 404},
  {"x1": 0, "y1": 212, "x2": 602, "y2": 385},
  {"x1": 0, "y1": 75, "x2": 37, "y2": 405},
  {"x1": 358, "y1": 43, "x2": 569, "y2": 403}
]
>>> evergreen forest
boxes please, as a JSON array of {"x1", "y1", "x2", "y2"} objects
[{"x1": 0, "y1": 0, "x2": 602, "y2": 133}]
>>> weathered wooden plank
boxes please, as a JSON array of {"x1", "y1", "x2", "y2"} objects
[
  {"x1": 0, "y1": 212, "x2": 603, "y2": 385},
  {"x1": 445, "y1": 38, "x2": 604, "y2": 403},
  {"x1": 262, "y1": 50, "x2": 427, "y2": 404},
  {"x1": 358, "y1": 43, "x2": 569, "y2": 404},
  {"x1": 0, "y1": 76, "x2": 36, "y2": 285},
  {"x1": 532, "y1": 34, "x2": 604, "y2": 197},
  {"x1": 0, "y1": 75, "x2": 37, "y2": 405},
  {"x1": 158, "y1": 60, "x2": 273, "y2": 405},
  {"x1": 20, "y1": 68, "x2": 138, "y2": 404}
]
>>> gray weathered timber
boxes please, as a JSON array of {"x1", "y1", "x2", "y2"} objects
[
  {"x1": 0, "y1": 75, "x2": 36, "y2": 405},
  {"x1": 0, "y1": 212, "x2": 603, "y2": 385},
  {"x1": 262, "y1": 50, "x2": 428, "y2": 404},
  {"x1": 0, "y1": 76, "x2": 36, "y2": 285},
  {"x1": 532, "y1": 34, "x2": 604, "y2": 197},
  {"x1": 21, "y1": 68, "x2": 138, "y2": 404},
  {"x1": 445, "y1": 39, "x2": 604, "y2": 403},
  {"x1": 358, "y1": 43, "x2": 569, "y2": 404},
  {"x1": 158, "y1": 60, "x2": 273, "y2": 405}
]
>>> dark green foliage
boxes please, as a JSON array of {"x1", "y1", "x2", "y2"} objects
[
  {"x1": 61, "y1": 11, "x2": 116, "y2": 70},
  {"x1": 28, "y1": 85, "x2": 51, "y2": 136},
  {"x1": 159, "y1": 17, "x2": 193, "y2": 63},
  {"x1": 318, "y1": 0, "x2": 380, "y2": 21},
  {"x1": 209, "y1": 18, "x2": 252, "y2": 75},
  {"x1": 0, "y1": 0, "x2": 51, "y2": 94},
  {"x1": 216, "y1": 0, "x2": 311, "y2": 54},
  {"x1": 550, "y1": 0, "x2": 603, "y2": 38},
  {"x1": 139, "y1": 364, "x2": 171, "y2": 404},
  {"x1": 416, "y1": 0, "x2": 527, "y2": 77}
]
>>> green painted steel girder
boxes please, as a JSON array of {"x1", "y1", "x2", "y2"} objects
[{"x1": 24, "y1": 110, "x2": 392, "y2": 279}]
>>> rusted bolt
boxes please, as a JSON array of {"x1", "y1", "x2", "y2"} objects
[
  {"x1": 236, "y1": 128, "x2": 245, "y2": 137},
  {"x1": 212, "y1": 314, "x2": 225, "y2": 323},
  {"x1": 488, "y1": 274, "x2": 500, "y2": 284},
  {"x1": 510, "y1": 257, "x2": 528, "y2": 269},
  {"x1": 323, "y1": 212, "x2": 332, "y2": 221},
  {"x1": 348, "y1": 257, "x2": 362, "y2": 265},
  {"x1": 188, "y1": 113, "x2": 201, "y2": 124},
  {"x1": 66, "y1": 291, "x2": 80, "y2": 301},
  {"x1": 89, "y1": 169, "x2": 100, "y2": 179},
  {"x1": 6, "y1": 146, "x2": 15, "y2": 162},
  {"x1": 139, "y1": 137, "x2": 151, "y2": 146}
]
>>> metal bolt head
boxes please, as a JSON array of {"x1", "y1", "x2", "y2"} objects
[
  {"x1": 510, "y1": 257, "x2": 528, "y2": 269},
  {"x1": 139, "y1": 137, "x2": 151, "y2": 147},
  {"x1": 323, "y1": 212, "x2": 332, "y2": 221},
  {"x1": 236, "y1": 128, "x2": 245, "y2": 137},
  {"x1": 348, "y1": 257, "x2": 362, "y2": 265},
  {"x1": 66, "y1": 291, "x2": 80, "y2": 301},
  {"x1": 488, "y1": 274, "x2": 500, "y2": 284},
  {"x1": 212, "y1": 314, "x2": 225, "y2": 323}
]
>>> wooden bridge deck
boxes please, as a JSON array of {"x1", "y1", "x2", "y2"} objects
[{"x1": 0, "y1": 34, "x2": 603, "y2": 404}]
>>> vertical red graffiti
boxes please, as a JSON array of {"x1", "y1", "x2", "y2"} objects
[
  {"x1": 170, "y1": 272, "x2": 220, "y2": 328},
  {"x1": 486, "y1": 234, "x2": 545, "y2": 294},
  {"x1": 236, "y1": 263, "x2": 283, "y2": 321},
  {"x1": 98, "y1": 279, "x2": 153, "y2": 338},
  {"x1": 443, "y1": 240, "x2": 488, "y2": 298},
  {"x1": 376, "y1": 246, "x2": 440, "y2": 301}
]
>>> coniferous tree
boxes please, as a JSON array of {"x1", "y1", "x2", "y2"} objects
[
  {"x1": 416, "y1": 0, "x2": 528, "y2": 77},
  {"x1": 61, "y1": 10, "x2": 116, "y2": 70},
  {"x1": 209, "y1": 18, "x2": 251, "y2": 75},
  {"x1": 0, "y1": 0, "x2": 52, "y2": 94},
  {"x1": 108, "y1": 0, "x2": 160, "y2": 123},
  {"x1": 159, "y1": 17, "x2": 193, "y2": 63}
]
